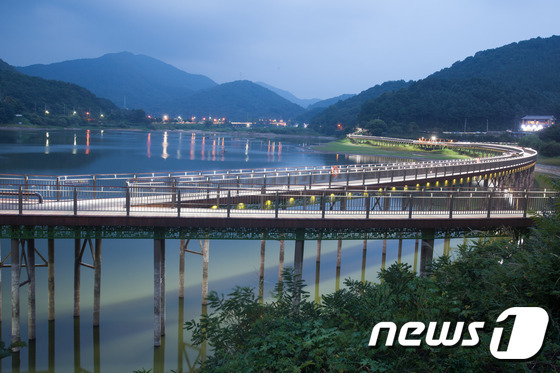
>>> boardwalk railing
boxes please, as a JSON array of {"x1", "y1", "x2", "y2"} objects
[
  {"x1": 1, "y1": 184, "x2": 555, "y2": 219},
  {"x1": 0, "y1": 143, "x2": 537, "y2": 192}
]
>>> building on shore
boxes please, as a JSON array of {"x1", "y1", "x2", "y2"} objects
[{"x1": 520, "y1": 115, "x2": 556, "y2": 132}]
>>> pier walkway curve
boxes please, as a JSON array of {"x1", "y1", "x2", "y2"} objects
[{"x1": 0, "y1": 135, "x2": 557, "y2": 347}]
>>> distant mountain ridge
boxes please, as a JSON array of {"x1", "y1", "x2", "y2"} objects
[
  {"x1": 255, "y1": 82, "x2": 320, "y2": 108},
  {"x1": 18, "y1": 52, "x2": 217, "y2": 113},
  {"x1": 18, "y1": 52, "x2": 312, "y2": 121},
  {"x1": 171, "y1": 80, "x2": 305, "y2": 121}
]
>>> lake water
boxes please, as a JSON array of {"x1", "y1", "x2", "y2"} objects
[{"x1": 0, "y1": 128, "x2": 461, "y2": 372}]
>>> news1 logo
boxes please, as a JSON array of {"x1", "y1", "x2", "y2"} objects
[{"x1": 369, "y1": 307, "x2": 549, "y2": 360}]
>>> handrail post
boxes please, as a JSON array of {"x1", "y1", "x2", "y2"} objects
[
  {"x1": 56, "y1": 177, "x2": 61, "y2": 202},
  {"x1": 126, "y1": 185, "x2": 131, "y2": 216},
  {"x1": 365, "y1": 193, "x2": 370, "y2": 219},
  {"x1": 487, "y1": 192, "x2": 492, "y2": 218},
  {"x1": 275, "y1": 191, "x2": 279, "y2": 218},
  {"x1": 216, "y1": 185, "x2": 221, "y2": 208},
  {"x1": 177, "y1": 189, "x2": 181, "y2": 217},
  {"x1": 328, "y1": 172, "x2": 332, "y2": 188},
  {"x1": 227, "y1": 190, "x2": 231, "y2": 218},
  {"x1": 449, "y1": 193, "x2": 454, "y2": 219},
  {"x1": 321, "y1": 192, "x2": 326, "y2": 219},
  {"x1": 73, "y1": 187, "x2": 78, "y2": 216},
  {"x1": 18, "y1": 186, "x2": 23, "y2": 215},
  {"x1": 408, "y1": 193, "x2": 413, "y2": 219}
]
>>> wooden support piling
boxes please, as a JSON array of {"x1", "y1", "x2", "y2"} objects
[
  {"x1": 361, "y1": 237, "x2": 367, "y2": 283},
  {"x1": 74, "y1": 239, "x2": 81, "y2": 318},
  {"x1": 74, "y1": 316, "x2": 81, "y2": 371},
  {"x1": 48, "y1": 239, "x2": 55, "y2": 321},
  {"x1": 413, "y1": 236, "x2": 419, "y2": 273},
  {"x1": 11, "y1": 239, "x2": 20, "y2": 350},
  {"x1": 201, "y1": 239, "x2": 209, "y2": 305},
  {"x1": 259, "y1": 236, "x2": 265, "y2": 301},
  {"x1": 397, "y1": 238, "x2": 403, "y2": 264},
  {"x1": 316, "y1": 234, "x2": 322, "y2": 263},
  {"x1": 154, "y1": 238, "x2": 165, "y2": 346},
  {"x1": 336, "y1": 239, "x2": 342, "y2": 269},
  {"x1": 27, "y1": 239, "x2": 36, "y2": 340},
  {"x1": 381, "y1": 237, "x2": 387, "y2": 270},
  {"x1": 420, "y1": 230, "x2": 435, "y2": 277},
  {"x1": 294, "y1": 239, "x2": 304, "y2": 281},
  {"x1": 278, "y1": 240, "x2": 285, "y2": 283},
  {"x1": 93, "y1": 239, "x2": 101, "y2": 327},
  {"x1": 293, "y1": 239, "x2": 305, "y2": 305},
  {"x1": 94, "y1": 325, "x2": 101, "y2": 373},
  {"x1": 179, "y1": 239, "x2": 186, "y2": 298},
  {"x1": 48, "y1": 320, "x2": 55, "y2": 373}
]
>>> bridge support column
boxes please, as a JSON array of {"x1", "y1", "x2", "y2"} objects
[
  {"x1": 48, "y1": 238, "x2": 55, "y2": 321},
  {"x1": 413, "y1": 235, "x2": 419, "y2": 273},
  {"x1": 294, "y1": 238, "x2": 304, "y2": 305},
  {"x1": 278, "y1": 239, "x2": 285, "y2": 283},
  {"x1": 335, "y1": 239, "x2": 342, "y2": 291},
  {"x1": 294, "y1": 239, "x2": 304, "y2": 281},
  {"x1": 154, "y1": 238, "x2": 166, "y2": 347},
  {"x1": 259, "y1": 235, "x2": 265, "y2": 301},
  {"x1": 397, "y1": 238, "x2": 403, "y2": 263},
  {"x1": 361, "y1": 236, "x2": 367, "y2": 283},
  {"x1": 179, "y1": 239, "x2": 186, "y2": 299},
  {"x1": 27, "y1": 239, "x2": 36, "y2": 340},
  {"x1": 420, "y1": 229, "x2": 435, "y2": 277},
  {"x1": 93, "y1": 239, "x2": 101, "y2": 327},
  {"x1": 202, "y1": 239, "x2": 209, "y2": 305},
  {"x1": 74, "y1": 239, "x2": 81, "y2": 318},
  {"x1": 381, "y1": 236, "x2": 387, "y2": 270},
  {"x1": 11, "y1": 239, "x2": 20, "y2": 350}
]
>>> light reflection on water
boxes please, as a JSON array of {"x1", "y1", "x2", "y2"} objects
[{"x1": 0, "y1": 128, "x2": 451, "y2": 372}]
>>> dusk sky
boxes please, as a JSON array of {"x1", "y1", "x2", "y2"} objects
[{"x1": 1, "y1": 1, "x2": 559, "y2": 99}]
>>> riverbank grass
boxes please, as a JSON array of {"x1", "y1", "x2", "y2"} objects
[{"x1": 314, "y1": 138, "x2": 471, "y2": 160}]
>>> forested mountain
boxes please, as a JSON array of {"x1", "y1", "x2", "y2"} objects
[
  {"x1": 355, "y1": 36, "x2": 560, "y2": 134},
  {"x1": 0, "y1": 59, "x2": 118, "y2": 125},
  {"x1": 171, "y1": 80, "x2": 306, "y2": 121},
  {"x1": 18, "y1": 52, "x2": 217, "y2": 114},
  {"x1": 308, "y1": 80, "x2": 412, "y2": 135}
]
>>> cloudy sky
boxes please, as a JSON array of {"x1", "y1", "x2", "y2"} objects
[{"x1": 1, "y1": 1, "x2": 559, "y2": 99}]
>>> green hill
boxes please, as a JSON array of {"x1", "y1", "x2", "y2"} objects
[
  {"x1": 307, "y1": 80, "x2": 411, "y2": 135},
  {"x1": 0, "y1": 59, "x2": 118, "y2": 125},
  {"x1": 357, "y1": 36, "x2": 560, "y2": 133}
]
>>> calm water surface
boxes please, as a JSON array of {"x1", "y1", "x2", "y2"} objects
[{"x1": 0, "y1": 129, "x2": 459, "y2": 372}]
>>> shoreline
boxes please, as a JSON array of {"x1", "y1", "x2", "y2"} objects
[{"x1": 0, "y1": 125, "x2": 337, "y2": 141}]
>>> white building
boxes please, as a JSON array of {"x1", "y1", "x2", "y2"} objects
[{"x1": 520, "y1": 115, "x2": 556, "y2": 132}]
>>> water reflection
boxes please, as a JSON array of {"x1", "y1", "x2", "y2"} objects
[
  {"x1": 190, "y1": 133, "x2": 195, "y2": 160},
  {"x1": 162, "y1": 131, "x2": 169, "y2": 160},
  {"x1": 86, "y1": 129, "x2": 90, "y2": 155},
  {"x1": 147, "y1": 133, "x2": 152, "y2": 158},
  {"x1": 177, "y1": 133, "x2": 182, "y2": 160},
  {"x1": 0, "y1": 234, "x2": 474, "y2": 372}
]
